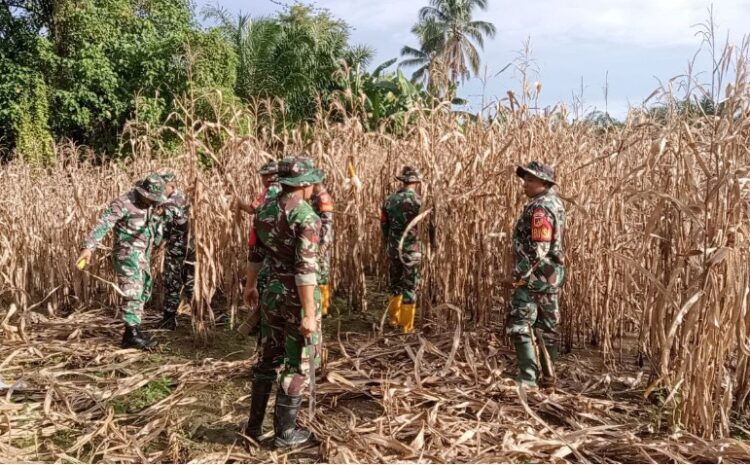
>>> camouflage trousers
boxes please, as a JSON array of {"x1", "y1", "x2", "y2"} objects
[
  {"x1": 163, "y1": 235, "x2": 195, "y2": 314},
  {"x1": 248, "y1": 263, "x2": 272, "y2": 337},
  {"x1": 507, "y1": 287, "x2": 560, "y2": 385},
  {"x1": 253, "y1": 281, "x2": 322, "y2": 396},
  {"x1": 387, "y1": 254, "x2": 421, "y2": 304},
  {"x1": 317, "y1": 249, "x2": 331, "y2": 285},
  {"x1": 113, "y1": 248, "x2": 153, "y2": 326}
]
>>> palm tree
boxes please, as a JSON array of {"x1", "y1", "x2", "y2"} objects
[
  {"x1": 202, "y1": 5, "x2": 281, "y2": 101},
  {"x1": 400, "y1": 19, "x2": 447, "y2": 92},
  {"x1": 402, "y1": 0, "x2": 496, "y2": 86},
  {"x1": 203, "y1": 4, "x2": 372, "y2": 121}
]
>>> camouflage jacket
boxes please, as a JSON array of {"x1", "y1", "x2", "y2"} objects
[
  {"x1": 248, "y1": 191, "x2": 322, "y2": 290},
  {"x1": 82, "y1": 190, "x2": 160, "y2": 253},
  {"x1": 311, "y1": 189, "x2": 334, "y2": 248},
  {"x1": 156, "y1": 189, "x2": 190, "y2": 245},
  {"x1": 163, "y1": 190, "x2": 189, "y2": 227},
  {"x1": 381, "y1": 188, "x2": 421, "y2": 258},
  {"x1": 250, "y1": 183, "x2": 282, "y2": 213},
  {"x1": 247, "y1": 182, "x2": 282, "y2": 246},
  {"x1": 512, "y1": 189, "x2": 566, "y2": 293}
]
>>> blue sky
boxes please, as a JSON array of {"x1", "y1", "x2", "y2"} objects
[{"x1": 195, "y1": 0, "x2": 750, "y2": 118}]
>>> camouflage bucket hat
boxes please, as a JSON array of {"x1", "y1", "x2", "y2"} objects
[
  {"x1": 396, "y1": 166, "x2": 422, "y2": 183},
  {"x1": 258, "y1": 160, "x2": 279, "y2": 176},
  {"x1": 159, "y1": 171, "x2": 176, "y2": 183},
  {"x1": 516, "y1": 161, "x2": 556, "y2": 185},
  {"x1": 135, "y1": 174, "x2": 168, "y2": 203},
  {"x1": 277, "y1": 157, "x2": 325, "y2": 187}
]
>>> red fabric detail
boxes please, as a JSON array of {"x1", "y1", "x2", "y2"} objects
[
  {"x1": 248, "y1": 229, "x2": 258, "y2": 247},
  {"x1": 318, "y1": 192, "x2": 334, "y2": 212},
  {"x1": 531, "y1": 208, "x2": 553, "y2": 242},
  {"x1": 250, "y1": 189, "x2": 267, "y2": 212}
]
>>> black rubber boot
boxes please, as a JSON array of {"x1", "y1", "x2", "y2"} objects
[
  {"x1": 244, "y1": 380, "x2": 273, "y2": 440},
  {"x1": 121, "y1": 325, "x2": 158, "y2": 351},
  {"x1": 273, "y1": 392, "x2": 312, "y2": 449},
  {"x1": 157, "y1": 312, "x2": 178, "y2": 331}
]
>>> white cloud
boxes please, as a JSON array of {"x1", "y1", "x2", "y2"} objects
[
  {"x1": 201, "y1": 0, "x2": 750, "y2": 114},
  {"x1": 313, "y1": 0, "x2": 748, "y2": 49},
  {"x1": 492, "y1": 0, "x2": 749, "y2": 48}
]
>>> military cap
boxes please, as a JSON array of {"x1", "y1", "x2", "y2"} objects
[
  {"x1": 278, "y1": 157, "x2": 325, "y2": 187},
  {"x1": 135, "y1": 174, "x2": 167, "y2": 203},
  {"x1": 396, "y1": 166, "x2": 422, "y2": 183},
  {"x1": 158, "y1": 171, "x2": 176, "y2": 183},
  {"x1": 258, "y1": 160, "x2": 279, "y2": 176},
  {"x1": 516, "y1": 161, "x2": 556, "y2": 185}
]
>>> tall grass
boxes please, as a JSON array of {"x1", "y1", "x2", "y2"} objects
[{"x1": 2, "y1": 36, "x2": 750, "y2": 439}]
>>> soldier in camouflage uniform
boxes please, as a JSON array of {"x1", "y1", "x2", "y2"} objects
[
  {"x1": 239, "y1": 161, "x2": 282, "y2": 337},
  {"x1": 237, "y1": 161, "x2": 282, "y2": 216},
  {"x1": 251, "y1": 161, "x2": 283, "y2": 301},
  {"x1": 508, "y1": 161, "x2": 566, "y2": 388},
  {"x1": 77, "y1": 175, "x2": 167, "y2": 351},
  {"x1": 155, "y1": 172, "x2": 195, "y2": 330},
  {"x1": 242, "y1": 157, "x2": 323, "y2": 448},
  {"x1": 311, "y1": 182, "x2": 334, "y2": 317},
  {"x1": 381, "y1": 166, "x2": 422, "y2": 334}
]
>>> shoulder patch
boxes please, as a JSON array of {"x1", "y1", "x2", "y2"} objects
[
  {"x1": 318, "y1": 192, "x2": 334, "y2": 212},
  {"x1": 531, "y1": 208, "x2": 553, "y2": 242}
]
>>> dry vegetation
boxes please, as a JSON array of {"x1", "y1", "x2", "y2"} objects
[{"x1": 2, "y1": 37, "x2": 750, "y2": 463}]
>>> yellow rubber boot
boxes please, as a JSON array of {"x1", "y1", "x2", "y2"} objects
[
  {"x1": 387, "y1": 295, "x2": 403, "y2": 327},
  {"x1": 400, "y1": 303, "x2": 416, "y2": 334},
  {"x1": 320, "y1": 284, "x2": 330, "y2": 317}
]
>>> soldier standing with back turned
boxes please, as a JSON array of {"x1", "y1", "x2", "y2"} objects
[
  {"x1": 155, "y1": 172, "x2": 194, "y2": 330},
  {"x1": 381, "y1": 166, "x2": 423, "y2": 334},
  {"x1": 507, "y1": 161, "x2": 566, "y2": 389}
]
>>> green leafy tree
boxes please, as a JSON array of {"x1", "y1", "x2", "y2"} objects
[
  {"x1": 204, "y1": 4, "x2": 372, "y2": 122},
  {"x1": 0, "y1": 1, "x2": 53, "y2": 160},
  {"x1": 334, "y1": 59, "x2": 434, "y2": 132},
  {"x1": 1, "y1": 0, "x2": 236, "y2": 156}
]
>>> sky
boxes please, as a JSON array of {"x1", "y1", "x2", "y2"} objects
[{"x1": 194, "y1": 0, "x2": 750, "y2": 118}]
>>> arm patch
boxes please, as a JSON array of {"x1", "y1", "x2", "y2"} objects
[
  {"x1": 318, "y1": 192, "x2": 334, "y2": 213},
  {"x1": 531, "y1": 208, "x2": 553, "y2": 242}
]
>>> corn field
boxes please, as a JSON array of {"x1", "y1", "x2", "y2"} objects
[{"x1": 2, "y1": 37, "x2": 750, "y2": 461}]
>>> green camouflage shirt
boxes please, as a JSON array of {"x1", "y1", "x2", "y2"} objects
[
  {"x1": 82, "y1": 190, "x2": 160, "y2": 252},
  {"x1": 155, "y1": 189, "x2": 190, "y2": 246},
  {"x1": 512, "y1": 189, "x2": 566, "y2": 293},
  {"x1": 248, "y1": 191, "x2": 322, "y2": 288},
  {"x1": 381, "y1": 188, "x2": 421, "y2": 258},
  {"x1": 311, "y1": 189, "x2": 334, "y2": 247}
]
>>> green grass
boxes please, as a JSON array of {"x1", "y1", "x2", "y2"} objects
[
  {"x1": 49, "y1": 429, "x2": 78, "y2": 450},
  {"x1": 112, "y1": 377, "x2": 174, "y2": 414}
]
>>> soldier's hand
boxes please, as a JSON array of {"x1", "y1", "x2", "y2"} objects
[
  {"x1": 233, "y1": 197, "x2": 252, "y2": 216},
  {"x1": 75, "y1": 249, "x2": 92, "y2": 270},
  {"x1": 243, "y1": 286, "x2": 259, "y2": 309},
  {"x1": 300, "y1": 315, "x2": 318, "y2": 337},
  {"x1": 501, "y1": 278, "x2": 526, "y2": 289}
]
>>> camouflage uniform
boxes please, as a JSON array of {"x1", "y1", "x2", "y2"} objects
[
  {"x1": 311, "y1": 187, "x2": 334, "y2": 315},
  {"x1": 508, "y1": 161, "x2": 566, "y2": 387},
  {"x1": 245, "y1": 157, "x2": 323, "y2": 447},
  {"x1": 156, "y1": 178, "x2": 195, "y2": 316},
  {"x1": 246, "y1": 161, "x2": 282, "y2": 337},
  {"x1": 252, "y1": 182, "x2": 283, "y2": 300},
  {"x1": 81, "y1": 176, "x2": 166, "y2": 327},
  {"x1": 381, "y1": 166, "x2": 422, "y2": 333}
]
